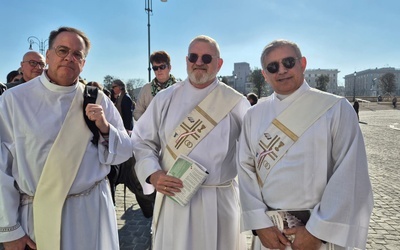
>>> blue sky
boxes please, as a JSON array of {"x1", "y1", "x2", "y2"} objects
[{"x1": 1, "y1": 0, "x2": 399, "y2": 86}]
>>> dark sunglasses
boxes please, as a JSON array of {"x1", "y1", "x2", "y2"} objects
[
  {"x1": 152, "y1": 64, "x2": 168, "y2": 71},
  {"x1": 187, "y1": 53, "x2": 217, "y2": 64},
  {"x1": 265, "y1": 57, "x2": 299, "y2": 74}
]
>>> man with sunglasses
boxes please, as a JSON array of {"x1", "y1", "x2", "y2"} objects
[
  {"x1": 0, "y1": 27, "x2": 132, "y2": 250},
  {"x1": 5, "y1": 51, "x2": 45, "y2": 90},
  {"x1": 238, "y1": 39, "x2": 373, "y2": 250},
  {"x1": 132, "y1": 35, "x2": 250, "y2": 250},
  {"x1": 134, "y1": 50, "x2": 176, "y2": 120}
]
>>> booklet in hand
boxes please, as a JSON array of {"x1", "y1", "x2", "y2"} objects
[{"x1": 166, "y1": 154, "x2": 209, "y2": 206}]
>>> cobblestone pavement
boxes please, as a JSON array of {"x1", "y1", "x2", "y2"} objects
[
  {"x1": 358, "y1": 108, "x2": 400, "y2": 250},
  {"x1": 1, "y1": 107, "x2": 399, "y2": 250}
]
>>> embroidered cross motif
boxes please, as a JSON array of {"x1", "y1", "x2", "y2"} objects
[
  {"x1": 257, "y1": 134, "x2": 285, "y2": 170},
  {"x1": 175, "y1": 119, "x2": 206, "y2": 149}
]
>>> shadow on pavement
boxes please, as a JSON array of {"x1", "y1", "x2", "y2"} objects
[{"x1": 118, "y1": 206, "x2": 152, "y2": 250}]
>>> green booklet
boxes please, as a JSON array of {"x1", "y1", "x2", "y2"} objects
[{"x1": 167, "y1": 154, "x2": 209, "y2": 206}]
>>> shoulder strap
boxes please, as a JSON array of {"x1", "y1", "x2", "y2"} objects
[{"x1": 83, "y1": 85, "x2": 100, "y2": 145}]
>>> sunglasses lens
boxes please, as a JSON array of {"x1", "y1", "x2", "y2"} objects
[
  {"x1": 188, "y1": 53, "x2": 199, "y2": 63},
  {"x1": 202, "y1": 55, "x2": 213, "y2": 64},
  {"x1": 282, "y1": 57, "x2": 296, "y2": 69},
  {"x1": 266, "y1": 62, "x2": 279, "y2": 74},
  {"x1": 188, "y1": 54, "x2": 214, "y2": 64},
  {"x1": 152, "y1": 64, "x2": 167, "y2": 71}
]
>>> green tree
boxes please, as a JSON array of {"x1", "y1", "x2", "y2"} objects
[
  {"x1": 250, "y1": 68, "x2": 266, "y2": 97},
  {"x1": 379, "y1": 72, "x2": 396, "y2": 95},
  {"x1": 315, "y1": 74, "x2": 329, "y2": 92},
  {"x1": 103, "y1": 75, "x2": 116, "y2": 90}
]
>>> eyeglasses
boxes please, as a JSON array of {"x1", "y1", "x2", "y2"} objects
[
  {"x1": 152, "y1": 64, "x2": 168, "y2": 71},
  {"x1": 187, "y1": 53, "x2": 218, "y2": 64},
  {"x1": 22, "y1": 60, "x2": 45, "y2": 68},
  {"x1": 265, "y1": 57, "x2": 299, "y2": 74},
  {"x1": 52, "y1": 45, "x2": 86, "y2": 61}
]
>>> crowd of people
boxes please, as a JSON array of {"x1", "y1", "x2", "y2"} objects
[{"x1": 1, "y1": 26, "x2": 374, "y2": 250}]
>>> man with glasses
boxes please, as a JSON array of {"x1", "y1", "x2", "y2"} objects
[
  {"x1": 238, "y1": 39, "x2": 373, "y2": 250},
  {"x1": 6, "y1": 51, "x2": 45, "y2": 89},
  {"x1": 132, "y1": 35, "x2": 250, "y2": 250},
  {"x1": 134, "y1": 50, "x2": 177, "y2": 120},
  {"x1": 0, "y1": 27, "x2": 132, "y2": 249}
]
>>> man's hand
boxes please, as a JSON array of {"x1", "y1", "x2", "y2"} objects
[
  {"x1": 256, "y1": 226, "x2": 291, "y2": 250},
  {"x1": 3, "y1": 235, "x2": 36, "y2": 250},
  {"x1": 149, "y1": 170, "x2": 183, "y2": 196},
  {"x1": 284, "y1": 226, "x2": 322, "y2": 250},
  {"x1": 85, "y1": 103, "x2": 109, "y2": 134}
]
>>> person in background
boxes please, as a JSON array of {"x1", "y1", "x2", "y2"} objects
[
  {"x1": 6, "y1": 70, "x2": 22, "y2": 83},
  {"x1": 87, "y1": 81, "x2": 112, "y2": 99},
  {"x1": 6, "y1": 51, "x2": 45, "y2": 89},
  {"x1": 108, "y1": 79, "x2": 134, "y2": 204},
  {"x1": 111, "y1": 79, "x2": 134, "y2": 132},
  {"x1": 353, "y1": 99, "x2": 359, "y2": 121},
  {"x1": 247, "y1": 92, "x2": 258, "y2": 106},
  {"x1": 0, "y1": 26, "x2": 132, "y2": 250},
  {"x1": 392, "y1": 96, "x2": 397, "y2": 108},
  {"x1": 238, "y1": 39, "x2": 373, "y2": 250},
  {"x1": 133, "y1": 50, "x2": 176, "y2": 120},
  {"x1": 132, "y1": 35, "x2": 250, "y2": 250}
]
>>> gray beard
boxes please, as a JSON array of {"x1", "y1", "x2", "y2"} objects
[{"x1": 188, "y1": 70, "x2": 214, "y2": 85}]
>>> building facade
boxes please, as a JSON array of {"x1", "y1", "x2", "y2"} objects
[
  {"x1": 344, "y1": 67, "x2": 400, "y2": 98},
  {"x1": 304, "y1": 69, "x2": 339, "y2": 94},
  {"x1": 232, "y1": 62, "x2": 252, "y2": 94}
]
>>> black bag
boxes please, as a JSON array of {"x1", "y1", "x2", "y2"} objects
[{"x1": 0, "y1": 82, "x2": 7, "y2": 95}]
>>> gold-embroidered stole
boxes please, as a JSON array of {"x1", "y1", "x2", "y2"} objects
[{"x1": 256, "y1": 89, "x2": 340, "y2": 187}]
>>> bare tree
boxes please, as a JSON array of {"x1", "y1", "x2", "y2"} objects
[{"x1": 380, "y1": 72, "x2": 396, "y2": 95}]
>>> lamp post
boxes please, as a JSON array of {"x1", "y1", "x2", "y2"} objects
[
  {"x1": 352, "y1": 71, "x2": 357, "y2": 102},
  {"x1": 233, "y1": 74, "x2": 237, "y2": 90},
  {"x1": 145, "y1": 0, "x2": 167, "y2": 82},
  {"x1": 27, "y1": 36, "x2": 48, "y2": 55}
]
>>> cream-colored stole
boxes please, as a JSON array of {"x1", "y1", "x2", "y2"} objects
[
  {"x1": 33, "y1": 83, "x2": 103, "y2": 250},
  {"x1": 256, "y1": 89, "x2": 341, "y2": 186},
  {"x1": 152, "y1": 83, "x2": 242, "y2": 242}
]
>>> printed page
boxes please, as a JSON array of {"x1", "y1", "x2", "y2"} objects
[{"x1": 167, "y1": 154, "x2": 208, "y2": 206}]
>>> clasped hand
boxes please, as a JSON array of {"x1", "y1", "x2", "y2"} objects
[{"x1": 257, "y1": 226, "x2": 322, "y2": 250}]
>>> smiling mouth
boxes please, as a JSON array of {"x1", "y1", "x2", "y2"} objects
[{"x1": 277, "y1": 76, "x2": 292, "y2": 82}]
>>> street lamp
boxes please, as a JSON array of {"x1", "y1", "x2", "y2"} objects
[
  {"x1": 27, "y1": 36, "x2": 48, "y2": 55},
  {"x1": 233, "y1": 74, "x2": 237, "y2": 90},
  {"x1": 145, "y1": 0, "x2": 167, "y2": 82},
  {"x1": 352, "y1": 71, "x2": 357, "y2": 102}
]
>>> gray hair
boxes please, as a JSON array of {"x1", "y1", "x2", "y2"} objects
[
  {"x1": 188, "y1": 35, "x2": 220, "y2": 57},
  {"x1": 260, "y1": 39, "x2": 302, "y2": 69},
  {"x1": 112, "y1": 79, "x2": 126, "y2": 90}
]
